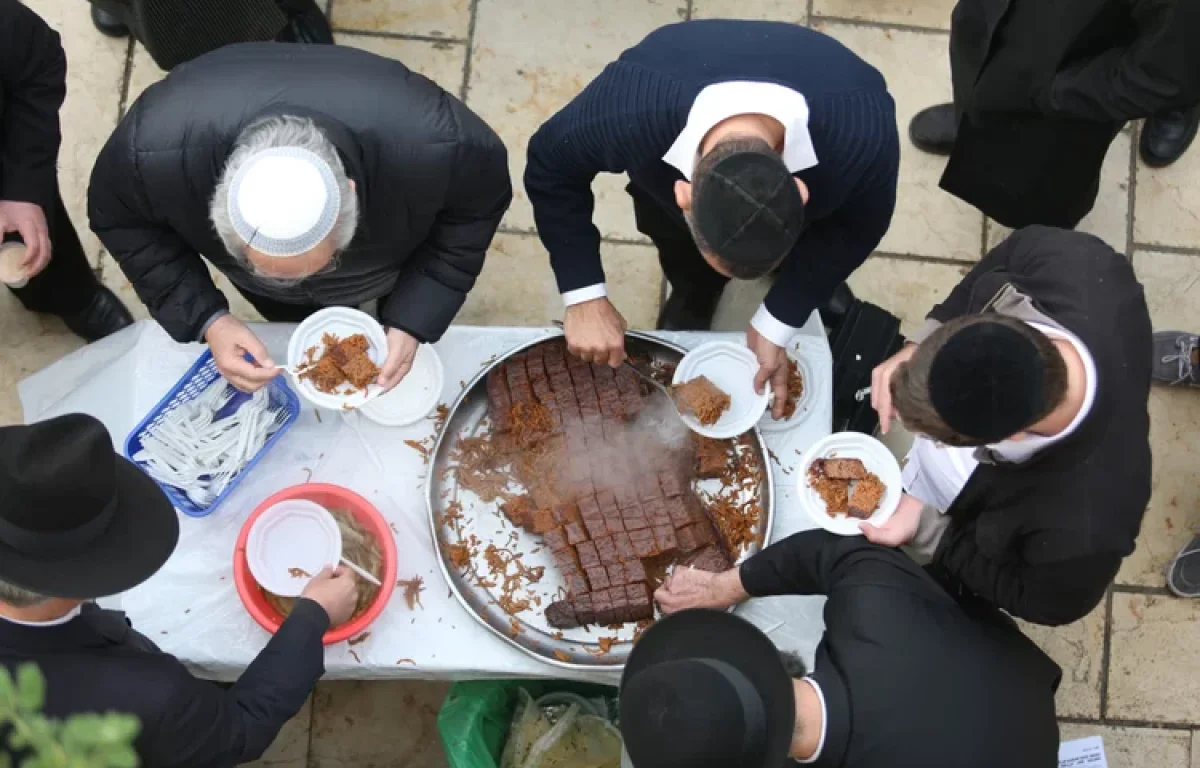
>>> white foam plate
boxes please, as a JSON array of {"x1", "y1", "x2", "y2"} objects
[
  {"x1": 287, "y1": 307, "x2": 388, "y2": 411},
  {"x1": 672, "y1": 341, "x2": 770, "y2": 439},
  {"x1": 360, "y1": 343, "x2": 445, "y2": 427},
  {"x1": 796, "y1": 432, "x2": 903, "y2": 536},
  {"x1": 246, "y1": 499, "x2": 343, "y2": 597},
  {"x1": 757, "y1": 352, "x2": 818, "y2": 432}
]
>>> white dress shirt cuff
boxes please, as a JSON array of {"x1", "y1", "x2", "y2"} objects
[
  {"x1": 563, "y1": 283, "x2": 608, "y2": 307},
  {"x1": 794, "y1": 678, "x2": 827, "y2": 763},
  {"x1": 750, "y1": 304, "x2": 798, "y2": 347}
]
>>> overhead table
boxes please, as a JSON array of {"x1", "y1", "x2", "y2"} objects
[{"x1": 19, "y1": 317, "x2": 832, "y2": 684}]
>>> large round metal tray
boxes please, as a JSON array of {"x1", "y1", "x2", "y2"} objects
[{"x1": 426, "y1": 331, "x2": 775, "y2": 670}]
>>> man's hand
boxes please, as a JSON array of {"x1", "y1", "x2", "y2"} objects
[
  {"x1": 654, "y1": 566, "x2": 749, "y2": 614},
  {"x1": 870, "y1": 343, "x2": 917, "y2": 435},
  {"x1": 0, "y1": 200, "x2": 51, "y2": 277},
  {"x1": 204, "y1": 314, "x2": 279, "y2": 392},
  {"x1": 377, "y1": 328, "x2": 419, "y2": 391},
  {"x1": 301, "y1": 566, "x2": 359, "y2": 626},
  {"x1": 859, "y1": 492, "x2": 924, "y2": 547},
  {"x1": 747, "y1": 326, "x2": 789, "y2": 419},
  {"x1": 563, "y1": 297, "x2": 627, "y2": 367}
]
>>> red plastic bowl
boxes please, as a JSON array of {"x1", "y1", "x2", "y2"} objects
[{"x1": 234, "y1": 483, "x2": 397, "y2": 645}]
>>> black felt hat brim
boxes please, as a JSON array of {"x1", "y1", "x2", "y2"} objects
[
  {"x1": 0, "y1": 454, "x2": 179, "y2": 599},
  {"x1": 621, "y1": 609, "x2": 795, "y2": 768}
]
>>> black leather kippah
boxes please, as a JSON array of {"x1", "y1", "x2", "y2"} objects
[
  {"x1": 928, "y1": 322, "x2": 1046, "y2": 442},
  {"x1": 693, "y1": 150, "x2": 805, "y2": 269}
]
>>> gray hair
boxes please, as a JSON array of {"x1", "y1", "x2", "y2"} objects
[
  {"x1": 210, "y1": 115, "x2": 359, "y2": 277},
  {"x1": 0, "y1": 579, "x2": 48, "y2": 608}
]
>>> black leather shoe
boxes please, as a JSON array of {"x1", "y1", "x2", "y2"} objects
[
  {"x1": 90, "y1": 5, "x2": 129, "y2": 37},
  {"x1": 909, "y1": 103, "x2": 958, "y2": 156},
  {"x1": 819, "y1": 282, "x2": 855, "y2": 334},
  {"x1": 277, "y1": 0, "x2": 334, "y2": 44},
  {"x1": 656, "y1": 284, "x2": 723, "y2": 331},
  {"x1": 61, "y1": 286, "x2": 134, "y2": 343},
  {"x1": 1140, "y1": 107, "x2": 1200, "y2": 168}
]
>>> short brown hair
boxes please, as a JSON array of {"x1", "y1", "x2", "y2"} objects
[{"x1": 891, "y1": 315, "x2": 1069, "y2": 446}]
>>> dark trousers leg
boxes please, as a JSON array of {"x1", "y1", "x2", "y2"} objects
[
  {"x1": 626, "y1": 183, "x2": 728, "y2": 299},
  {"x1": 8, "y1": 188, "x2": 102, "y2": 316}
]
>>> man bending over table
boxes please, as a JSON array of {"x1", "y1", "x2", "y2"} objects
[
  {"x1": 89, "y1": 43, "x2": 510, "y2": 393},
  {"x1": 866, "y1": 226, "x2": 1152, "y2": 626},
  {"x1": 0, "y1": 414, "x2": 358, "y2": 767}
]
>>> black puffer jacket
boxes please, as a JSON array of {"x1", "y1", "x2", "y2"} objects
[{"x1": 88, "y1": 42, "x2": 511, "y2": 343}]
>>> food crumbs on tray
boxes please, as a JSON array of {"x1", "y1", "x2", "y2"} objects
[
  {"x1": 348, "y1": 632, "x2": 371, "y2": 646},
  {"x1": 404, "y1": 439, "x2": 431, "y2": 462},
  {"x1": 552, "y1": 631, "x2": 565, "y2": 640},
  {"x1": 397, "y1": 575, "x2": 426, "y2": 610},
  {"x1": 396, "y1": 658, "x2": 416, "y2": 665},
  {"x1": 288, "y1": 567, "x2": 312, "y2": 579},
  {"x1": 349, "y1": 649, "x2": 361, "y2": 663},
  {"x1": 509, "y1": 618, "x2": 522, "y2": 638},
  {"x1": 552, "y1": 650, "x2": 572, "y2": 663}
]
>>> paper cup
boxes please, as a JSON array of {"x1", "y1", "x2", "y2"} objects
[
  {"x1": 0, "y1": 242, "x2": 30, "y2": 289},
  {"x1": 796, "y1": 432, "x2": 903, "y2": 536},
  {"x1": 287, "y1": 307, "x2": 388, "y2": 411},
  {"x1": 245, "y1": 498, "x2": 343, "y2": 597},
  {"x1": 360, "y1": 343, "x2": 444, "y2": 427},
  {"x1": 672, "y1": 341, "x2": 769, "y2": 439}
]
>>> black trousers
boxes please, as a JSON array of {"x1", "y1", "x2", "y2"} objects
[
  {"x1": 6, "y1": 187, "x2": 102, "y2": 316},
  {"x1": 626, "y1": 183, "x2": 729, "y2": 299}
]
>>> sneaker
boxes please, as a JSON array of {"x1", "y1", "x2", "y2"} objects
[
  {"x1": 1151, "y1": 330, "x2": 1200, "y2": 387},
  {"x1": 1167, "y1": 534, "x2": 1200, "y2": 598}
]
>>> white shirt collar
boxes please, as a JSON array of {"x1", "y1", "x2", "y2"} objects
[
  {"x1": 0, "y1": 604, "x2": 83, "y2": 627},
  {"x1": 662, "y1": 81, "x2": 819, "y2": 181}
]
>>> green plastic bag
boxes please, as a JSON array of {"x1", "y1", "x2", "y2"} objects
[{"x1": 438, "y1": 680, "x2": 618, "y2": 768}]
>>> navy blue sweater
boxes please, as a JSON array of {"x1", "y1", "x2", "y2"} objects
[{"x1": 526, "y1": 20, "x2": 900, "y2": 327}]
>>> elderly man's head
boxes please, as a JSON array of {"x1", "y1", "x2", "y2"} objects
[{"x1": 210, "y1": 116, "x2": 359, "y2": 286}]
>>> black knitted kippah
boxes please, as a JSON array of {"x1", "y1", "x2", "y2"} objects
[
  {"x1": 928, "y1": 322, "x2": 1046, "y2": 443},
  {"x1": 693, "y1": 150, "x2": 805, "y2": 269}
]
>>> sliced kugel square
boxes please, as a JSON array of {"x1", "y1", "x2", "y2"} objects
[
  {"x1": 613, "y1": 532, "x2": 636, "y2": 561},
  {"x1": 637, "y1": 473, "x2": 663, "y2": 502},
  {"x1": 576, "y1": 541, "x2": 601, "y2": 568},
  {"x1": 675, "y1": 525, "x2": 700, "y2": 552},
  {"x1": 644, "y1": 498, "x2": 671, "y2": 527},
  {"x1": 565, "y1": 569, "x2": 590, "y2": 598},
  {"x1": 531, "y1": 508, "x2": 557, "y2": 534},
  {"x1": 691, "y1": 521, "x2": 717, "y2": 546},
  {"x1": 583, "y1": 515, "x2": 609, "y2": 540},
  {"x1": 665, "y1": 497, "x2": 692, "y2": 527},
  {"x1": 607, "y1": 563, "x2": 627, "y2": 586},
  {"x1": 624, "y1": 559, "x2": 647, "y2": 584},
  {"x1": 594, "y1": 535, "x2": 617, "y2": 561},
  {"x1": 631, "y1": 529, "x2": 658, "y2": 559},
  {"x1": 543, "y1": 527, "x2": 568, "y2": 552},
  {"x1": 552, "y1": 547, "x2": 578, "y2": 569},
  {"x1": 585, "y1": 566, "x2": 610, "y2": 591},
  {"x1": 573, "y1": 594, "x2": 595, "y2": 625},
  {"x1": 653, "y1": 524, "x2": 678, "y2": 555},
  {"x1": 658, "y1": 470, "x2": 684, "y2": 498},
  {"x1": 604, "y1": 514, "x2": 625, "y2": 536},
  {"x1": 564, "y1": 521, "x2": 588, "y2": 546},
  {"x1": 594, "y1": 590, "x2": 616, "y2": 625}
]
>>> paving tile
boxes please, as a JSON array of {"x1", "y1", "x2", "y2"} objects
[
  {"x1": 337, "y1": 33, "x2": 467, "y2": 94},
  {"x1": 690, "y1": 0, "x2": 805, "y2": 22},
  {"x1": 457, "y1": 232, "x2": 662, "y2": 328},
  {"x1": 1107, "y1": 593, "x2": 1200, "y2": 723},
  {"x1": 845, "y1": 255, "x2": 968, "y2": 338},
  {"x1": 0, "y1": 290, "x2": 83, "y2": 425},
  {"x1": 23, "y1": 0, "x2": 129, "y2": 268},
  {"x1": 816, "y1": 22, "x2": 983, "y2": 262},
  {"x1": 126, "y1": 44, "x2": 167, "y2": 108},
  {"x1": 466, "y1": 0, "x2": 685, "y2": 239},
  {"x1": 1134, "y1": 126, "x2": 1200, "y2": 250},
  {"x1": 330, "y1": 0, "x2": 472, "y2": 40},
  {"x1": 813, "y1": 0, "x2": 956, "y2": 30},
  {"x1": 98, "y1": 251, "x2": 265, "y2": 327},
  {"x1": 987, "y1": 129, "x2": 1133, "y2": 254},
  {"x1": 1058, "y1": 722, "x2": 1191, "y2": 768},
  {"x1": 309, "y1": 680, "x2": 450, "y2": 768},
  {"x1": 1017, "y1": 597, "x2": 1107, "y2": 719},
  {"x1": 1193, "y1": 730, "x2": 1200, "y2": 768},
  {"x1": 244, "y1": 696, "x2": 312, "y2": 768},
  {"x1": 1115, "y1": 250, "x2": 1200, "y2": 587}
]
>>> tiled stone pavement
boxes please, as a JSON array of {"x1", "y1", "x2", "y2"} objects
[{"x1": 5, "y1": 1, "x2": 1200, "y2": 764}]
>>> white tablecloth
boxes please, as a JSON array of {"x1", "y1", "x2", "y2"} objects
[{"x1": 19, "y1": 317, "x2": 831, "y2": 684}]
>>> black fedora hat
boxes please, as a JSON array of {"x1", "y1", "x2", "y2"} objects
[
  {"x1": 0, "y1": 414, "x2": 179, "y2": 599},
  {"x1": 620, "y1": 609, "x2": 795, "y2": 768}
]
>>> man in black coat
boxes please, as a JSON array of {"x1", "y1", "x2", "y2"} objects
[
  {"x1": 866, "y1": 226, "x2": 1151, "y2": 626},
  {"x1": 910, "y1": 0, "x2": 1200, "y2": 228},
  {"x1": 89, "y1": 43, "x2": 511, "y2": 392},
  {"x1": 0, "y1": 0, "x2": 133, "y2": 341},
  {"x1": 0, "y1": 414, "x2": 360, "y2": 767},
  {"x1": 639, "y1": 531, "x2": 1061, "y2": 767}
]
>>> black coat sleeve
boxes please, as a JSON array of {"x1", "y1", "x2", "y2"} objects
[
  {"x1": 380, "y1": 117, "x2": 511, "y2": 343},
  {"x1": 739, "y1": 529, "x2": 932, "y2": 598},
  {"x1": 143, "y1": 598, "x2": 329, "y2": 768},
  {"x1": 1044, "y1": 0, "x2": 1200, "y2": 122},
  {"x1": 87, "y1": 100, "x2": 229, "y2": 343},
  {"x1": 762, "y1": 135, "x2": 899, "y2": 328},
  {"x1": 0, "y1": 0, "x2": 66, "y2": 212}
]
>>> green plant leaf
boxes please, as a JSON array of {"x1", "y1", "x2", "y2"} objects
[
  {"x1": 15, "y1": 664, "x2": 46, "y2": 713},
  {"x1": 0, "y1": 667, "x2": 16, "y2": 701},
  {"x1": 0, "y1": 749, "x2": 10, "y2": 768}
]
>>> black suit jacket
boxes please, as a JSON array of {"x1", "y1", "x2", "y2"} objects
[
  {"x1": 739, "y1": 531, "x2": 1061, "y2": 768},
  {"x1": 0, "y1": 599, "x2": 329, "y2": 768}
]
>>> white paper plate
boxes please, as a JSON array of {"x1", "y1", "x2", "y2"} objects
[
  {"x1": 672, "y1": 341, "x2": 769, "y2": 439},
  {"x1": 757, "y1": 353, "x2": 818, "y2": 432},
  {"x1": 287, "y1": 307, "x2": 388, "y2": 411},
  {"x1": 360, "y1": 343, "x2": 444, "y2": 427},
  {"x1": 246, "y1": 499, "x2": 343, "y2": 597},
  {"x1": 796, "y1": 432, "x2": 903, "y2": 536}
]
